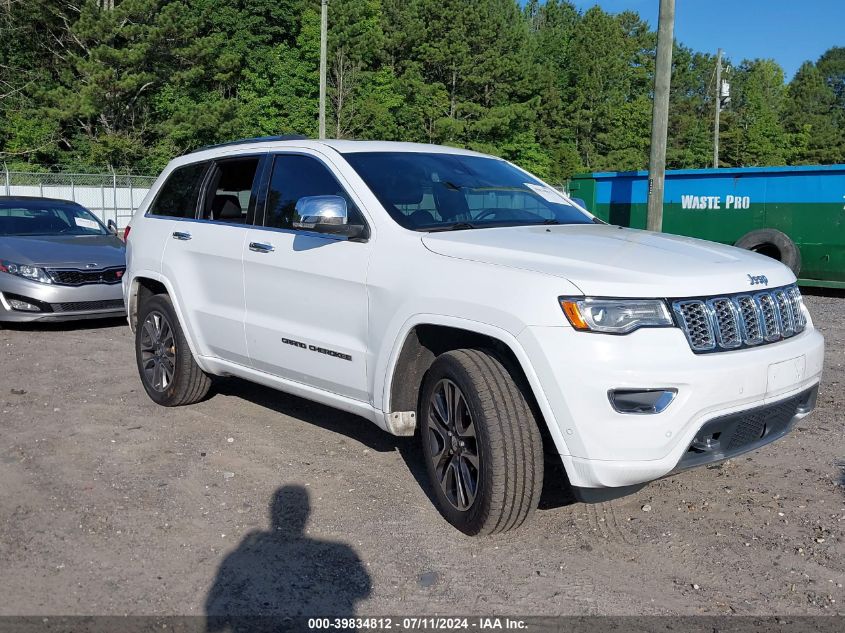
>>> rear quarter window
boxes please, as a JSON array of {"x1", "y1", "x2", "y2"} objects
[{"x1": 148, "y1": 161, "x2": 209, "y2": 218}]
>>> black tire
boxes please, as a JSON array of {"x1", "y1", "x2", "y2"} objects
[
  {"x1": 419, "y1": 348, "x2": 544, "y2": 535},
  {"x1": 734, "y1": 228, "x2": 801, "y2": 276},
  {"x1": 135, "y1": 293, "x2": 211, "y2": 406}
]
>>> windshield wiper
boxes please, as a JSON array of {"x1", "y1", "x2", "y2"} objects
[
  {"x1": 542, "y1": 218, "x2": 561, "y2": 225},
  {"x1": 428, "y1": 221, "x2": 477, "y2": 232}
]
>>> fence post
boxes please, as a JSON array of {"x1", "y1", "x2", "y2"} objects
[
  {"x1": 71, "y1": 178, "x2": 75, "y2": 202},
  {"x1": 128, "y1": 177, "x2": 134, "y2": 225},
  {"x1": 2, "y1": 162, "x2": 9, "y2": 196},
  {"x1": 39, "y1": 181, "x2": 43, "y2": 197},
  {"x1": 112, "y1": 169, "x2": 118, "y2": 226},
  {"x1": 101, "y1": 182, "x2": 106, "y2": 219}
]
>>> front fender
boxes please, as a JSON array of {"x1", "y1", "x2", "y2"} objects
[{"x1": 377, "y1": 313, "x2": 572, "y2": 457}]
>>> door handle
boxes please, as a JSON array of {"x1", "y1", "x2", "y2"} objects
[
  {"x1": 249, "y1": 241, "x2": 275, "y2": 253},
  {"x1": 172, "y1": 231, "x2": 192, "y2": 241}
]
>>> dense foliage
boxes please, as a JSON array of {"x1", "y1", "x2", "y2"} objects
[{"x1": 1, "y1": 0, "x2": 843, "y2": 180}]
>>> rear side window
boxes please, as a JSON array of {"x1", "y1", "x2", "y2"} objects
[{"x1": 148, "y1": 161, "x2": 209, "y2": 218}]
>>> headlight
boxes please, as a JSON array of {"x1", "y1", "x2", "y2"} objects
[
  {"x1": 559, "y1": 297, "x2": 673, "y2": 334},
  {"x1": 0, "y1": 260, "x2": 53, "y2": 284}
]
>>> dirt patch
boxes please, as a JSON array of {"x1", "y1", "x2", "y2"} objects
[{"x1": 1, "y1": 294, "x2": 843, "y2": 616}]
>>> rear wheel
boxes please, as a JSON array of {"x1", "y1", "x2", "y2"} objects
[
  {"x1": 135, "y1": 293, "x2": 210, "y2": 406},
  {"x1": 419, "y1": 349, "x2": 543, "y2": 535}
]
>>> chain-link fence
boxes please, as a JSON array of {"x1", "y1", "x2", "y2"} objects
[{"x1": 1, "y1": 167, "x2": 155, "y2": 228}]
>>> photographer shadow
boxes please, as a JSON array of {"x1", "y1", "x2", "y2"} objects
[{"x1": 205, "y1": 485, "x2": 371, "y2": 632}]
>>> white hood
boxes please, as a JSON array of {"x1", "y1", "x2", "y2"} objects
[{"x1": 422, "y1": 224, "x2": 795, "y2": 297}]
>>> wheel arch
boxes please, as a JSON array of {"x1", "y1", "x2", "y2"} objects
[
  {"x1": 381, "y1": 316, "x2": 571, "y2": 456},
  {"x1": 127, "y1": 273, "x2": 204, "y2": 362}
]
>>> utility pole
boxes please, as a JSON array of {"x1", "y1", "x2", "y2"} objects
[
  {"x1": 713, "y1": 48, "x2": 722, "y2": 168},
  {"x1": 318, "y1": 0, "x2": 328, "y2": 139},
  {"x1": 646, "y1": 0, "x2": 675, "y2": 233}
]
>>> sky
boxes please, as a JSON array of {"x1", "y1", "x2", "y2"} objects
[{"x1": 562, "y1": 1, "x2": 844, "y2": 81}]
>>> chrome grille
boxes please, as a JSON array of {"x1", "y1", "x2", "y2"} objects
[
  {"x1": 735, "y1": 295, "x2": 763, "y2": 345},
  {"x1": 757, "y1": 293, "x2": 780, "y2": 341},
  {"x1": 707, "y1": 297, "x2": 741, "y2": 348},
  {"x1": 673, "y1": 300, "x2": 715, "y2": 351},
  {"x1": 673, "y1": 285, "x2": 806, "y2": 353},
  {"x1": 774, "y1": 289, "x2": 794, "y2": 337},
  {"x1": 788, "y1": 286, "x2": 807, "y2": 331}
]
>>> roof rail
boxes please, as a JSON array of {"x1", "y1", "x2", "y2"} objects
[{"x1": 190, "y1": 134, "x2": 309, "y2": 154}]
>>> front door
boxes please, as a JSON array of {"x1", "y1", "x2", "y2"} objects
[{"x1": 243, "y1": 151, "x2": 372, "y2": 402}]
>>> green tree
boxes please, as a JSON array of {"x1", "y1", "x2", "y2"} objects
[
  {"x1": 782, "y1": 61, "x2": 842, "y2": 164},
  {"x1": 721, "y1": 59, "x2": 788, "y2": 167}
]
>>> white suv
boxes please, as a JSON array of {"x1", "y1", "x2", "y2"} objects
[{"x1": 124, "y1": 137, "x2": 824, "y2": 535}]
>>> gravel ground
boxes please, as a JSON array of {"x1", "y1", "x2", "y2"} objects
[{"x1": 0, "y1": 293, "x2": 843, "y2": 617}]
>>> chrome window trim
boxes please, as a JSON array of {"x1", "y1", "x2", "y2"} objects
[{"x1": 143, "y1": 213, "x2": 356, "y2": 243}]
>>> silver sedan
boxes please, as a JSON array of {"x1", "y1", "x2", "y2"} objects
[{"x1": 0, "y1": 196, "x2": 126, "y2": 323}]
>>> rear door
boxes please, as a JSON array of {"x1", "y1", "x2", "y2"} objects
[
  {"x1": 242, "y1": 151, "x2": 372, "y2": 401},
  {"x1": 132, "y1": 161, "x2": 209, "y2": 280},
  {"x1": 161, "y1": 154, "x2": 267, "y2": 365}
]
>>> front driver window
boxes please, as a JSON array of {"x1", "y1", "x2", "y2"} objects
[{"x1": 264, "y1": 154, "x2": 366, "y2": 232}]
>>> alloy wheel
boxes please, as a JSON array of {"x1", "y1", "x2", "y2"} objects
[
  {"x1": 426, "y1": 379, "x2": 480, "y2": 511},
  {"x1": 139, "y1": 310, "x2": 176, "y2": 392}
]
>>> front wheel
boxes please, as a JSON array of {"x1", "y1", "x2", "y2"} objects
[
  {"x1": 135, "y1": 293, "x2": 211, "y2": 406},
  {"x1": 419, "y1": 349, "x2": 544, "y2": 535}
]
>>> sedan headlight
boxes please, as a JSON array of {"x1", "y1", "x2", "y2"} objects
[
  {"x1": 0, "y1": 260, "x2": 53, "y2": 284},
  {"x1": 559, "y1": 297, "x2": 673, "y2": 334}
]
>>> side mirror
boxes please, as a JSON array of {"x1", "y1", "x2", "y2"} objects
[
  {"x1": 293, "y1": 195, "x2": 364, "y2": 238},
  {"x1": 107, "y1": 219, "x2": 118, "y2": 235}
]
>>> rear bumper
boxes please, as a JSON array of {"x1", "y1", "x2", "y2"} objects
[{"x1": 0, "y1": 274, "x2": 125, "y2": 322}]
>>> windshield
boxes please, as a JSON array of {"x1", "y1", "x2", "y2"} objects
[
  {"x1": 0, "y1": 199, "x2": 108, "y2": 236},
  {"x1": 343, "y1": 152, "x2": 593, "y2": 231}
]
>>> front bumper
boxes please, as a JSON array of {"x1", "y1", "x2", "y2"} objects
[
  {"x1": 519, "y1": 324, "x2": 824, "y2": 489},
  {"x1": 0, "y1": 274, "x2": 125, "y2": 323}
]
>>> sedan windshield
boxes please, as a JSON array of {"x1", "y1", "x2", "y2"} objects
[
  {"x1": 343, "y1": 151, "x2": 594, "y2": 231},
  {"x1": 0, "y1": 199, "x2": 108, "y2": 236}
]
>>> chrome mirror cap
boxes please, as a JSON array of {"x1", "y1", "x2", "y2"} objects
[{"x1": 293, "y1": 195, "x2": 348, "y2": 229}]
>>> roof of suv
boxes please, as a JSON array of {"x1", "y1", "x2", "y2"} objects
[{"x1": 187, "y1": 136, "x2": 489, "y2": 159}]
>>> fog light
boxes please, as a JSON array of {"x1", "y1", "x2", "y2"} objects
[
  {"x1": 8, "y1": 298, "x2": 41, "y2": 312},
  {"x1": 609, "y1": 388, "x2": 677, "y2": 414}
]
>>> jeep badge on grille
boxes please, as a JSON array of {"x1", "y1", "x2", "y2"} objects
[{"x1": 747, "y1": 274, "x2": 769, "y2": 286}]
